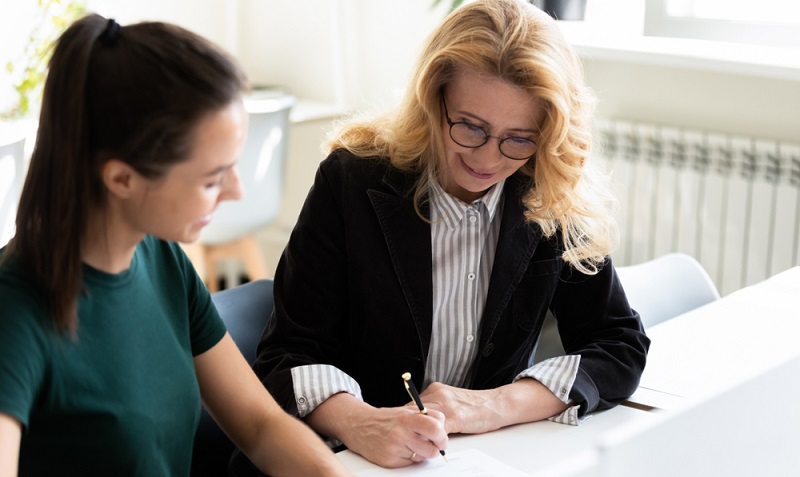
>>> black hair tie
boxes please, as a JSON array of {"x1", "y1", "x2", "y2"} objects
[{"x1": 99, "y1": 18, "x2": 121, "y2": 46}]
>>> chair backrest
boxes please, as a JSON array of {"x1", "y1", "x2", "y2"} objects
[
  {"x1": 0, "y1": 137, "x2": 26, "y2": 247},
  {"x1": 534, "y1": 253, "x2": 720, "y2": 363},
  {"x1": 616, "y1": 253, "x2": 720, "y2": 329},
  {"x1": 199, "y1": 92, "x2": 294, "y2": 245},
  {"x1": 191, "y1": 278, "x2": 274, "y2": 477}
]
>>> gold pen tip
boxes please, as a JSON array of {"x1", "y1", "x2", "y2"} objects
[{"x1": 401, "y1": 372, "x2": 411, "y2": 381}]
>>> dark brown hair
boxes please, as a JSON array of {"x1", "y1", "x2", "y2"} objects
[{"x1": 5, "y1": 14, "x2": 247, "y2": 334}]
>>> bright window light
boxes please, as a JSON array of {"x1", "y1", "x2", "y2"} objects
[{"x1": 646, "y1": 0, "x2": 800, "y2": 46}]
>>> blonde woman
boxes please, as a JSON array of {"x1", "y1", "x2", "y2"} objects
[{"x1": 235, "y1": 0, "x2": 649, "y2": 471}]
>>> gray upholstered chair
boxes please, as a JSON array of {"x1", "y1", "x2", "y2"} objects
[{"x1": 191, "y1": 278, "x2": 273, "y2": 477}]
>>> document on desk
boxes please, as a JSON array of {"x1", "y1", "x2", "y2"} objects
[{"x1": 356, "y1": 449, "x2": 528, "y2": 476}]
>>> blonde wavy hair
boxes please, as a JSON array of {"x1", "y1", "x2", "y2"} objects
[{"x1": 327, "y1": 0, "x2": 617, "y2": 274}]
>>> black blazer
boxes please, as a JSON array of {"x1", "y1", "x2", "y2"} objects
[{"x1": 255, "y1": 149, "x2": 649, "y2": 417}]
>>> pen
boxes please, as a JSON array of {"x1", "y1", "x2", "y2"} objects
[{"x1": 402, "y1": 372, "x2": 448, "y2": 462}]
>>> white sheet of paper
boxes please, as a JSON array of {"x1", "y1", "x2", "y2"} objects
[{"x1": 355, "y1": 449, "x2": 529, "y2": 476}]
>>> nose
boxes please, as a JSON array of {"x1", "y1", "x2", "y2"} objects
[
  {"x1": 221, "y1": 166, "x2": 243, "y2": 202},
  {"x1": 473, "y1": 137, "x2": 506, "y2": 163}
]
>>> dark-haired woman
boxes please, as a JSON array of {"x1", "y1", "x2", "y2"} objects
[{"x1": 0, "y1": 14, "x2": 352, "y2": 477}]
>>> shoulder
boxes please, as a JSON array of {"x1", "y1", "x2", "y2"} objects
[
  {"x1": 321, "y1": 149, "x2": 420, "y2": 198},
  {"x1": 137, "y1": 236, "x2": 188, "y2": 267},
  {"x1": 0, "y1": 262, "x2": 52, "y2": 350},
  {"x1": 321, "y1": 148, "x2": 391, "y2": 179},
  {"x1": 135, "y1": 236, "x2": 196, "y2": 286},
  {"x1": 0, "y1": 252, "x2": 48, "y2": 321}
]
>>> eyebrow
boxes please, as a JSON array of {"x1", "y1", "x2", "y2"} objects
[
  {"x1": 459, "y1": 110, "x2": 539, "y2": 135},
  {"x1": 202, "y1": 163, "x2": 236, "y2": 177}
]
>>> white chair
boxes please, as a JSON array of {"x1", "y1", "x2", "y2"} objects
[
  {"x1": 616, "y1": 252, "x2": 720, "y2": 329},
  {"x1": 183, "y1": 92, "x2": 294, "y2": 291},
  {"x1": 0, "y1": 137, "x2": 26, "y2": 247},
  {"x1": 534, "y1": 253, "x2": 720, "y2": 362}
]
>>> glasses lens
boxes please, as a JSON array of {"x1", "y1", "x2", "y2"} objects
[
  {"x1": 500, "y1": 137, "x2": 537, "y2": 160},
  {"x1": 450, "y1": 123, "x2": 488, "y2": 148}
]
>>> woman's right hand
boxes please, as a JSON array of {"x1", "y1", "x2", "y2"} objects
[{"x1": 306, "y1": 393, "x2": 448, "y2": 468}]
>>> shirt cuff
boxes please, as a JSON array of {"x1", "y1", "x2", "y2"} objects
[
  {"x1": 513, "y1": 354, "x2": 583, "y2": 426},
  {"x1": 291, "y1": 364, "x2": 363, "y2": 418}
]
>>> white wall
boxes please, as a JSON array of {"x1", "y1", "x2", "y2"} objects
[
  {"x1": 237, "y1": 0, "x2": 447, "y2": 109},
  {"x1": 84, "y1": 0, "x2": 449, "y2": 109},
  {"x1": 86, "y1": 0, "x2": 238, "y2": 55}
]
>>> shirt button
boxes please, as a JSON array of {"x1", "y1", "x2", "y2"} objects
[
  {"x1": 560, "y1": 387, "x2": 568, "y2": 396},
  {"x1": 469, "y1": 216, "x2": 477, "y2": 223},
  {"x1": 466, "y1": 334, "x2": 474, "y2": 343},
  {"x1": 467, "y1": 273, "x2": 475, "y2": 280},
  {"x1": 298, "y1": 396, "x2": 307, "y2": 405}
]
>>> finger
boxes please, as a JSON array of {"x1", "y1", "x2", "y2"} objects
[
  {"x1": 408, "y1": 410, "x2": 447, "y2": 437},
  {"x1": 410, "y1": 437, "x2": 447, "y2": 460},
  {"x1": 406, "y1": 417, "x2": 448, "y2": 457}
]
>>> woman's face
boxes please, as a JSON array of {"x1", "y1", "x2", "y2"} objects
[
  {"x1": 125, "y1": 99, "x2": 247, "y2": 244},
  {"x1": 440, "y1": 69, "x2": 545, "y2": 203}
]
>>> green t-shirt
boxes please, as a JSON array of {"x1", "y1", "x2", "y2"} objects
[{"x1": 0, "y1": 236, "x2": 227, "y2": 476}]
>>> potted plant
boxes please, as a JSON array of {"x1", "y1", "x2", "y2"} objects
[{"x1": 2, "y1": 0, "x2": 85, "y2": 121}]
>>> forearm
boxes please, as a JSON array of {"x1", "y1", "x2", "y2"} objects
[
  {"x1": 305, "y1": 392, "x2": 373, "y2": 445},
  {"x1": 243, "y1": 410, "x2": 352, "y2": 477},
  {"x1": 0, "y1": 413, "x2": 21, "y2": 477},
  {"x1": 490, "y1": 379, "x2": 570, "y2": 429},
  {"x1": 421, "y1": 379, "x2": 570, "y2": 434}
]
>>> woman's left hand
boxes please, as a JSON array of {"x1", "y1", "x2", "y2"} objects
[
  {"x1": 416, "y1": 382, "x2": 503, "y2": 434},
  {"x1": 417, "y1": 379, "x2": 571, "y2": 435}
]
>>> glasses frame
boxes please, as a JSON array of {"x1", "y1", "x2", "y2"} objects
[{"x1": 441, "y1": 95, "x2": 537, "y2": 161}]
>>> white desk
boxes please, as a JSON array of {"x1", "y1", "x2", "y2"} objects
[
  {"x1": 336, "y1": 405, "x2": 659, "y2": 475},
  {"x1": 627, "y1": 266, "x2": 800, "y2": 411},
  {"x1": 337, "y1": 267, "x2": 800, "y2": 475}
]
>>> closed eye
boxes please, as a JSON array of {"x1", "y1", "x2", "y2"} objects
[{"x1": 205, "y1": 174, "x2": 226, "y2": 189}]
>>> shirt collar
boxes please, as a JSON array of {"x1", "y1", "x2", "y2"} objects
[{"x1": 430, "y1": 178, "x2": 506, "y2": 230}]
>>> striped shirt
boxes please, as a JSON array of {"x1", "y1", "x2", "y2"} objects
[{"x1": 291, "y1": 179, "x2": 581, "y2": 430}]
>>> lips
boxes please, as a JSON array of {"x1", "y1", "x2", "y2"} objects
[
  {"x1": 461, "y1": 157, "x2": 495, "y2": 179},
  {"x1": 196, "y1": 214, "x2": 213, "y2": 227}
]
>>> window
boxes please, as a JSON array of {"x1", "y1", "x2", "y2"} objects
[{"x1": 645, "y1": 0, "x2": 800, "y2": 47}]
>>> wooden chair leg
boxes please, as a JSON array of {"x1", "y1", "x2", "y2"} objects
[
  {"x1": 239, "y1": 235, "x2": 268, "y2": 282},
  {"x1": 201, "y1": 235, "x2": 269, "y2": 291}
]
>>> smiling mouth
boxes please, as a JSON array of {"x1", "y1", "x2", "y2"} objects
[
  {"x1": 197, "y1": 214, "x2": 213, "y2": 227},
  {"x1": 461, "y1": 157, "x2": 494, "y2": 178}
]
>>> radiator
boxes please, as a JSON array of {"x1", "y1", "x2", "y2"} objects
[{"x1": 598, "y1": 119, "x2": 800, "y2": 296}]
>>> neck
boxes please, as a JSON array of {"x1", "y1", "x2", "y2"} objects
[{"x1": 82, "y1": 203, "x2": 143, "y2": 274}]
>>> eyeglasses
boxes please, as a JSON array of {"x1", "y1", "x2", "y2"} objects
[{"x1": 441, "y1": 96, "x2": 537, "y2": 161}]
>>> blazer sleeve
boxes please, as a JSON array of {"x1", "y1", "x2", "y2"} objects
[
  {"x1": 253, "y1": 155, "x2": 351, "y2": 416},
  {"x1": 552, "y1": 259, "x2": 650, "y2": 415}
]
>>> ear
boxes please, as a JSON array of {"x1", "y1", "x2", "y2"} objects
[{"x1": 102, "y1": 159, "x2": 139, "y2": 199}]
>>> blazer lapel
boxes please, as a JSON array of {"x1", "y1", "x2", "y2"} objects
[{"x1": 367, "y1": 168, "x2": 433, "y2": 357}]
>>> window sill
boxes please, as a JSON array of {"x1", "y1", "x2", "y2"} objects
[{"x1": 557, "y1": 21, "x2": 800, "y2": 82}]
